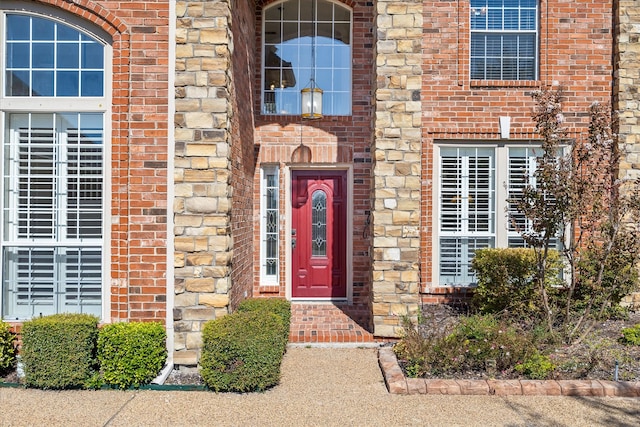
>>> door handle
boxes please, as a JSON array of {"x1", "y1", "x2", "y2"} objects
[{"x1": 292, "y1": 238, "x2": 296, "y2": 249}]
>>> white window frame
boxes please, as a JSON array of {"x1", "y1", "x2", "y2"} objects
[
  {"x1": 261, "y1": 0, "x2": 353, "y2": 116},
  {"x1": 433, "y1": 143, "x2": 542, "y2": 286},
  {"x1": 470, "y1": 0, "x2": 539, "y2": 81},
  {"x1": 260, "y1": 165, "x2": 280, "y2": 285},
  {"x1": 0, "y1": 5, "x2": 112, "y2": 320}
]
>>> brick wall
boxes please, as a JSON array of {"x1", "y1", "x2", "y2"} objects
[
  {"x1": 420, "y1": 0, "x2": 614, "y2": 297},
  {"x1": 31, "y1": 1, "x2": 170, "y2": 323},
  {"x1": 229, "y1": 0, "x2": 258, "y2": 310}
]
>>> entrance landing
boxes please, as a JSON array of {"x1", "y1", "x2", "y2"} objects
[{"x1": 289, "y1": 303, "x2": 381, "y2": 345}]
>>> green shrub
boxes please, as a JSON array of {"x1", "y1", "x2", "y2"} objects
[
  {"x1": 0, "y1": 320, "x2": 17, "y2": 375},
  {"x1": 21, "y1": 313, "x2": 99, "y2": 389},
  {"x1": 97, "y1": 322, "x2": 167, "y2": 389},
  {"x1": 200, "y1": 310, "x2": 287, "y2": 392},
  {"x1": 515, "y1": 353, "x2": 555, "y2": 379},
  {"x1": 620, "y1": 324, "x2": 640, "y2": 346},
  {"x1": 471, "y1": 248, "x2": 564, "y2": 321},
  {"x1": 573, "y1": 239, "x2": 640, "y2": 319},
  {"x1": 236, "y1": 298, "x2": 291, "y2": 336}
]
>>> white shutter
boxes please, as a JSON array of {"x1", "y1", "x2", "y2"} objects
[
  {"x1": 2, "y1": 113, "x2": 103, "y2": 319},
  {"x1": 507, "y1": 147, "x2": 537, "y2": 247},
  {"x1": 439, "y1": 148, "x2": 495, "y2": 285}
]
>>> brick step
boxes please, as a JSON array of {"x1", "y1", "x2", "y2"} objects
[{"x1": 289, "y1": 303, "x2": 380, "y2": 344}]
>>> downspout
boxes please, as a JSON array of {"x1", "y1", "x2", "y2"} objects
[{"x1": 154, "y1": 0, "x2": 177, "y2": 384}]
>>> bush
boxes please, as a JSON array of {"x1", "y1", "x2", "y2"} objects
[
  {"x1": 200, "y1": 310, "x2": 288, "y2": 392},
  {"x1": 471, "y1": 248, "x2": 564, "y2": 321},
  {"x1": 21, "y1": 313, "x2": 99, "y2": 389},
  {"x1": 97, "y1": 322, "x2": 167, "y2": 389},
  {"x1": 515, "y1": 353, "x2": 555, "y2": 379},
  {"x1": 620, "y1": 324, "x2": 640, "y2": 346},
  {"x1": 236, "y1": 298, "x2": 292, "y2": 332},
  {"x1": 0, "y1": 320, "x2": 17, "y2": 375}
]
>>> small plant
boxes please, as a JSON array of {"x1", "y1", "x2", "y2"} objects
[
  {"x1": 515, "y1": 353, "x2": 555, "y2": 379},
  {"x1": 0, "y1": 320, "x2": 17, "y2": 375},
  {"x1": 97, "y1": 321, "x2": 167, "y2": 389},
  {"x1": 435, "y1": 314, "x2": 535, "y2": 374},
  {"x1": 21, "y1": 313, "x2": 99, "y2": 389},
  {"x1": 620, "y1": 324, "x2": 640, "y2": 345},
  {"x1": 200, "y1": 310, "x2": 287, "y2": 392}
]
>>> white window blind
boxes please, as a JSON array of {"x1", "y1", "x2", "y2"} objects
[
  {"x1": 470, "y1": 0, "x2": 538, "y2": 80},
  {"x1": 439, "y1": 147, "x2": 495, "y2": 285},
  {"x1": 436, "y1": 145, "x2": 551, "y2": 285},
  {"x1": 2, "y1": 113, "x2": 103, "y2": 318}
]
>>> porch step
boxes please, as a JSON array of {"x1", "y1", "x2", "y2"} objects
[{"x1": 288, "y1": 303, "x2": 381, "y2": 345}]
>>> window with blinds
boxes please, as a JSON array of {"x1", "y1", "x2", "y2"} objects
[
  {"x1": 2, "y1": 113, "x2": 104, "y2": 319},
  {"x1": 1, "y1": 12, "x2": 107, "y2": 320},
  {"x1": 439, "y1": 147, "x2": 495, "y2": 285},
  {"x1": 437, "y1": 145, "x2": 544, "y2": 286},
  {"x1": 470, "y1": 0, "x2": 538, "y2": 80}
]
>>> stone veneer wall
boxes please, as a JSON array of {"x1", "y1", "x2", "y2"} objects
[
  {"x1": 617, "y1": 1, "x2": 640, "y2": 180},
  {"x1": 174, "y1": 0, "x2": 234, "y2": 366},
  {"x1": 371, "y1": 0, "x2": 423, "y2": 336},
  {"x1": 616, "y1": 0, "x2": 640, "y2": 309}
]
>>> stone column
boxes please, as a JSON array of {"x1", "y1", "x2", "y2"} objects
[
  {"x1": 616, "y1": 1, "x2": 640, "y2": 181},
  {"x1": 174, "y1": 1, "x2": 233, "y2": 365},
  {"x1": 616, "y1": 1, "x2": 640, "y2": 310},
  {"x1": 371, "y1": 0, "x2": 423, "y2": 336}
]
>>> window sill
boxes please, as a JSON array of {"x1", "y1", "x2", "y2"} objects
[
  {"x1": 257, "y1": 114, "x2": 353, "y2": 123},
  {"x1": 470, "y1": 80, "x2": 542, "y2": 88}
]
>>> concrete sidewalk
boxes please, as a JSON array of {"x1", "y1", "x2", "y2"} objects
[{"x1": 1, "y1": 348, "x2": 638, "y2": 426}]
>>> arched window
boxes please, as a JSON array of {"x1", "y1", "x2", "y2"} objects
[
  {"x1": 1, "y1": 9, "x2": 110, "y2": 320},
  {"x1": 262, "y1": 0, "x2": 351, "y2": 116}
]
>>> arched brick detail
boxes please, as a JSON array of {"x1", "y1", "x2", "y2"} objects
[
  {"x1": 257, "y1": 0, "x2": 356, "y2": 10},
  {"x1": 34, "y1": 0, "x2": 127, "y2": 35}
]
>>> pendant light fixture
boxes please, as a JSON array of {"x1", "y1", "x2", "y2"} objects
[{"x1": 301, "y1": 0, "x2": 322, "y2": 119}]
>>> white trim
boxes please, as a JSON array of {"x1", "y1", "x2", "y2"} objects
[
  {"x1": 285, "y1": 163, "x2": 353, "y2": 303},
  {"x1": 259, "y1": 165, "x2": 280, "y2": 286},
  {"x1": 165, "y1": 0, "x2": 176, "y2": 365}
]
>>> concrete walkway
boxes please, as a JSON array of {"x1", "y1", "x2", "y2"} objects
[{"x1": 1, "y1": 348, "x2": 638, "y2": 426}]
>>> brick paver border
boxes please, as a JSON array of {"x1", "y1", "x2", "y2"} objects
[{"x1": 378, "y1": 347, "x2": 640, "y2": 397}]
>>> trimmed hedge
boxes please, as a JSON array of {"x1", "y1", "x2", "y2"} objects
[
  {"x1": 97, "y1": 322, "x2": 167, "y2": 389},
  {"x1": 236, "y1": 298, "x2": 292, "y2": 331},
  {"x1": 200, "y1": 299, "x2": 291, "y2": 392},
  {"x1": 21, "y1": 313, "x2": 99, "y2": 389},
  {"x1": 0, "y1": 320, "x2": 17, "y2": 375},
  {"x1": 471, "y1": 248, "x2": 564, "y2": 319}
]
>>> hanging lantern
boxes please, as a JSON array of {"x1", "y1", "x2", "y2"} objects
[{"x1": 301, "y1": 84, "x2": 323, "y2": 119}]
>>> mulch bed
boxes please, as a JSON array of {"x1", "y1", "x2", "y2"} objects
[{"x1": 397, "y1": 305, "x2": 640, "y2": 382}]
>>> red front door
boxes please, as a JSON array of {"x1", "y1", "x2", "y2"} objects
[{"x1": 291, "y1": 171, "x2": 347, "y2": 298}]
